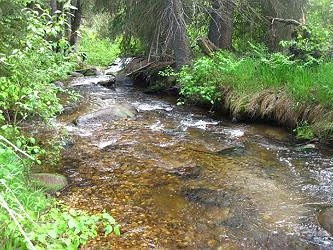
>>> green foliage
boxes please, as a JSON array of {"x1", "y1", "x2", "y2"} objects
[
  {"x1": 0, "y1": 6, "x2": 76, "y2": 127},
  {"x1": 0, "y1": 4, "x2": 120, "y2": 247},
  {"x1": 176, "y1": 45, "x2": 333, "y2": 138},
  {"x1": 308, "y1": 0, "x2": 333, "y2": 30},
  {"x1": 293, "y1": 122, "x2": 315, "y2": 140},
  {"x1": 0, "y1": 125, "x2": 44, "y2": 163},
  {"x1": 0, "y1": 147, "x2": 120, "y2": 249},
  {"x1": 281, "y1": 25, "x2": 332, "y2": 65},
  {"x1": 79, "y1": 28, "x2": 120, "y2": 67},
  {"x1": 179, "y1": 57, "x2": 221, "y2": 105},
  {"x1": 0, "y1": 3, "x2": 79, "y2": 166},
  {"x1": 178, "y1": 46, "x2": 333, "y2": 108}
]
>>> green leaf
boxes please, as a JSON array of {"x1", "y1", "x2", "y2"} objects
[
  {"x1": 114, "y1": 224, "x2": 121, "y2": 236},
  {"x1": 68, "y1": 218, "x2": 77, "y2": 229}
]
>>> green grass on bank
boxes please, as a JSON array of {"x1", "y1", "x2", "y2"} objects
[
  {"x1": 0, "y1": 147, "x2": 120, "y2": 249},
  {"x1": 179, "y1": 52, "x2": 333, "y2": 107},
  {"x1": 175, "y1": 50, "x2": 333, "y2": 139},
  {"x1": 79, "y1": 29, "x2": 120, "y2": 67}
]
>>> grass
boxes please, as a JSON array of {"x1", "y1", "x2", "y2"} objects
[
  {"x1": 79, "y1": 29, "x2": 120, "y2": 67},
  {"x1": 202, "y1": 52, "x2": 333, "y2": 107},
  {"x1": 0, "y1": 147, "x2": 120, "y2": 249},
  {"x1": 177, "y1": 50, "x2": 333, "y2": 139}
]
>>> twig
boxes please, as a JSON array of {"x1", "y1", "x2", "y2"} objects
[{"x1": 0, "y1": 135, "x2": 35, "y2": 161}]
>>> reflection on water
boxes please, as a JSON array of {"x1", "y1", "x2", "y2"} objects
[{"x1": 53, "y1": 75, "x2": 333, "y2": 249}]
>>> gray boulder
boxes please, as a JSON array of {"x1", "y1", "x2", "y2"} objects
[
  {"x1": 54, "y1": 81, "x2": 64, "y2": 89},
  {"x1": 75, "y1": 67, "x2": 102, "y2": 76},
  {"x1": 318, "y1": 207, "x2": 333, "y2": 236},
  {"x1": 71, "y1": 71, "x2": 84, "y2": 77},
  {"x1": 97, "y1": 77, "x2": 116, "y2": 88},
  {"x1": 75, "y1": 103, "x2": 138, "y2": 125},
  {"x1": 31, "y1": 173, "x2": 68, "y2": 192}
]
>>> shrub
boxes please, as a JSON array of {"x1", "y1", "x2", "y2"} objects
[{"x1": 0, "y1": 6, "x2": 77, "y2": 127}]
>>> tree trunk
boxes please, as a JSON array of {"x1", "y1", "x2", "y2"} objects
[
  {"x1": 168, "y1": 0, "x2": 192, "y2": 69},
  {"x1": 208, "y1": 0, "x2": 234, "y2": 49},
  {"x1": 263, "y1": 0, "x2": 307, "y2": 52},
  {"x1": 69, "y1": 0, "x2": 83, "y2": 51},
  {"x1": 49, "y1": 0, "x2": 57, "y2": 16}
]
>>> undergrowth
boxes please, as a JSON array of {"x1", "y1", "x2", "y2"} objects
[{"x1": 79, "y1": 29, "x2": 120, "y2": 67}]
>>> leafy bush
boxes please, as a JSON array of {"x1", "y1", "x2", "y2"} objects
[
  {"x1": 281, "y1": 25, "x2": 332, "y2": 65},
  {"x1": 0, "y1": 4, "x2": 78, "y2": 161},
  {"x1": 0, "y1": 147, "x2": 120, "y2": 249},
  {"x1": 0, "y1": 4, "x2": 120, "y2": 249},
  {"x1": 178, "y1": 57, "x2": 221, "y2": 104},
  {"x1": 0, "y1": 7, "x2": 76, "y2": 127}
]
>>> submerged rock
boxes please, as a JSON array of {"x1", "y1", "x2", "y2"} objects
[
  {"x1": 97, "y1": 77, "x2": 116, "y2": 88},
  {"x1": 168, "y1": 165, "x2": 203, "y2": 179},
  {"x1": 215, "y1": 146, "x2": 246, "y2": 157},
  {"x1": 182, "y1": 188, "x2": 242, "y2": 208},
  {"x1": 295, "y1": 143, "x2": 316, "y2": 153},
  {"x1": 75, "y1": 103, "x2": 138, "y2": 125},
  {"x1": 183, "y1": 188, "x2": 254, "y2": 230},
  {"x1": 31, "y1": 173, "x2": 68, "y2": 192},
  {"x1": 318, "y1": 208, "x2": 333, "y2": 236}
]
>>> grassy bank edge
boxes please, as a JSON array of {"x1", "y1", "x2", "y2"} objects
[
  {"x1": 0, "y1": 146, "x2": 120, "y2": 249},
  {"x1": 174, "y1": 52, "x2": 333, "y2": 141}
]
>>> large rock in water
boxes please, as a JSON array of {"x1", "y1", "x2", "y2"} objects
[
  {"x1": 75, "y1": 103, "x2": 138, "y2": 125},
  {"x1": 31, "y1": 173, "x2": 68, "y2": 192},
  {"x1": 318, "y1": 208, "x2": 333, "y2": 236},
  {"x1": 75, "y1": 67, "x2": 102, "y2": 76}
]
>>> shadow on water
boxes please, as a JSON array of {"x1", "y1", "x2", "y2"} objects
[{"x1": 48, "y1": 73, "x2": 333, "y2": 249}]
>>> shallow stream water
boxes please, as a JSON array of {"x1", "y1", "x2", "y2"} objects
[{"x1": 50, "y1": 73, "x2": 333, "y2": 249}]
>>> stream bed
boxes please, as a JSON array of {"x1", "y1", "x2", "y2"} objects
[{"x1": 47, "y1": 73, "x2": 333, "y2": 249}]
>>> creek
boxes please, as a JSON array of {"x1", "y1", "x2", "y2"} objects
[{"x1": 41, "y1": 66, "x2": 333, "y2": 249}]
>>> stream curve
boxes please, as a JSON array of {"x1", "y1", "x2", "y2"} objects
[{"x1": 52, "y1": 72, "x2": 333, "y2": 249}]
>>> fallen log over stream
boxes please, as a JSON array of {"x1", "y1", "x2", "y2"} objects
[{"x1": 124, "y1": 57, "x2": 175, "y2": 82}]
